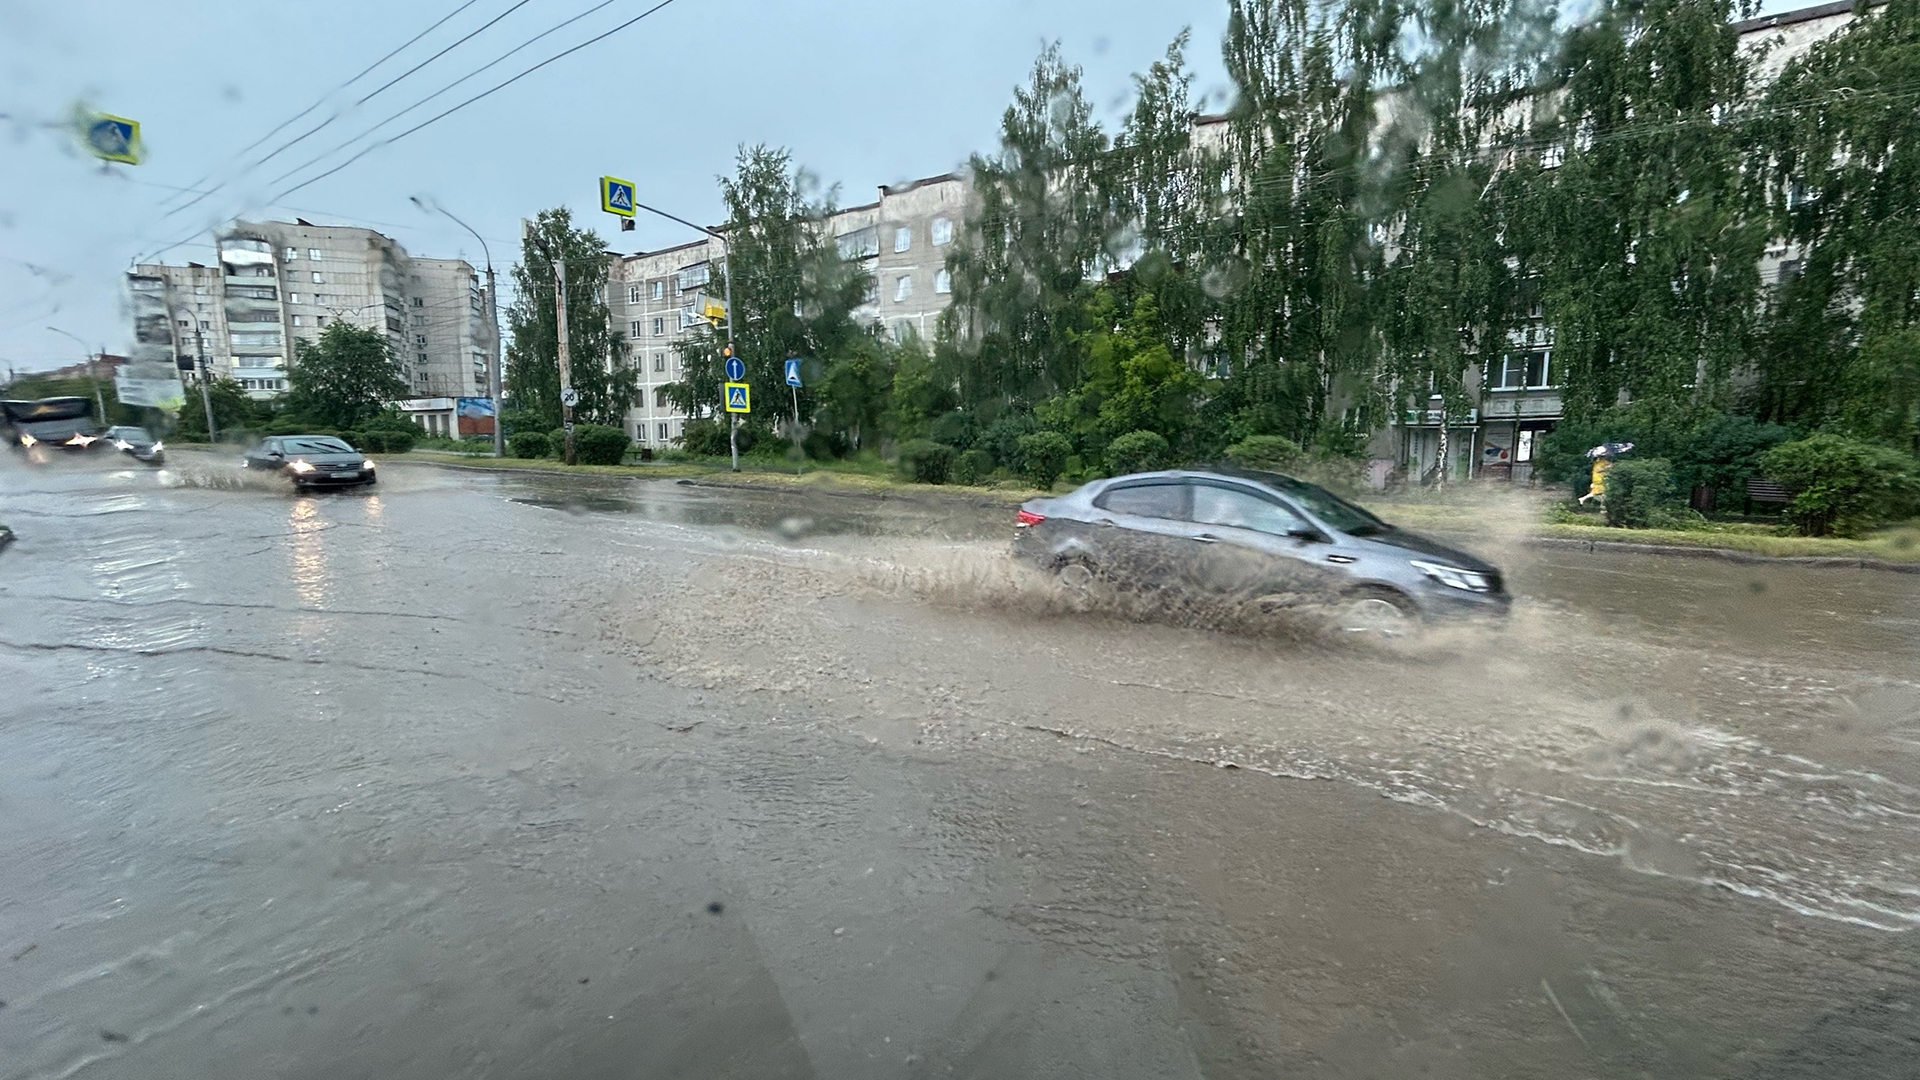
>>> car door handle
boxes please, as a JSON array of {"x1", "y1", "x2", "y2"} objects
[
  {"x1": 1325, "y1": 554, "x2": 1357, "y2": 564},
  {"x1": 1095, "y1": 518, "x2": 1116, "y2": 527},
  {"x1": 1191, "y1": 533, "x2": 1220, "y2": 544}
]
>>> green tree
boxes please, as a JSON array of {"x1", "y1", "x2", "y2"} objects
[
  {"x1": 941, "y1": 44, "x2": 1115, "y2": 413},
  {"x1": 1763, "y1": 434, "x2": 1920, "y2": 537},
  {"x1": 506, "y1": 207, "x2": 636, "y2": 428},
  {"x1": 663, "y1": 145, "x2": 869, "y2": 437},
  {"x1": 172, "y1": 376, "x2": 260, "y2": 438},
  {"x1": 1755, "y1": 0, "x2": 1920, "y2": 443},
  {"x1": 284, "y1": 321, "x2": 406, "y2": 430}
]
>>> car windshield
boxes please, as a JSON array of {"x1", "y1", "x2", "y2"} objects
[
  {"x1": 10, "y1": 3, "x2": 1918, "y2": 1076},
  {"x1": 283, "y1": 437, "x2": 353, "y2": 454},
  {"x1": 1250, "y1": 473, "x2": 1389, "y2": 535}
]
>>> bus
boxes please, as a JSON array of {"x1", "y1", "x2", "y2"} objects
[{"x1": 1, "y1": 397, "x2": 103, "y2": 450}]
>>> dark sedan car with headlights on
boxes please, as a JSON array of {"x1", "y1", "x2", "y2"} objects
[
  {"x1": 104, "y1": 425, "x2": 165, "y2": 464},
  {"x1": 242, "y1": 435, "x2": 377, "y2": 489},
  {"x1": 1014, "y1": 468, "x2": 1509, "y2": 634}
]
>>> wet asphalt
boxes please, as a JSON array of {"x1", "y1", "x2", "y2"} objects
[{"x1": 2, "y1": 452, "x2": 1918, "y2": 1079}]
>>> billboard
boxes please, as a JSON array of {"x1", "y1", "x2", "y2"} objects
[
  {"x1": 456, "y1": 397, "x2": 496, "y2": 436},
  {"x1": 114, "y1": 361, "x2": 186, "y2": 410}
]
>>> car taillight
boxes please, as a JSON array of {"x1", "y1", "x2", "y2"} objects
[{"x1": 1015, "y1": 509, "x2": 1045, "y2": 528}]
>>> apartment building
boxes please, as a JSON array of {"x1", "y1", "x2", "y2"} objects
[
  {"x1": 605, "y1": 173, "x2": 971, "y2": 450},
  {"x1": 129, "y1": 219, "x2": 496, "y2": 410}
]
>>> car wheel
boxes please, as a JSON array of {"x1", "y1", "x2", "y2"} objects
[
  {"x1": 1053, "y1": 558, "x2": 1109, "y2": 611},
  {"x1": 1335, "y1": 587, "x2": 1417, "y2": 637}
]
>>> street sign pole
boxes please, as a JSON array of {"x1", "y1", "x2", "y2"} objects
[
  {"x1": 723, "y1": 249, "x2": 738, "y2": 472},
  {"x1": 554, "y1": 256, "x2": 575, "y2": 466}
]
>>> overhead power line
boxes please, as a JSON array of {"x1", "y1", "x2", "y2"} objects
[
  {"x1": 267, "y1": 0, "x2": 688, "y2": 205},
  {"x1": 134, "y1": 0, "x2": 689, "y2": 269},
  {"x1": 265, "y1": 0, "x2": 641, "y2": 190},
  {"x1": 163, "y1": 0, "x2": 529, "y2": 222}
]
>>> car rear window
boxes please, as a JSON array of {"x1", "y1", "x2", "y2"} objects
[{"x1": 1095, "y1": 483, "x2": 1185, "y2": 519}]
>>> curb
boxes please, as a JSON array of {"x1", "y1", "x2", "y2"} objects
[{"x1": 1527, "y1": 535, "x2": 1920, "y2": 573}]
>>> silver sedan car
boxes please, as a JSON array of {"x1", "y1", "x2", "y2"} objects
[{"x1": 1014, "y1": 468, "x2": 1510, "y2": 633}]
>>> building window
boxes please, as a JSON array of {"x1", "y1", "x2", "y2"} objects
[
  {"x1": 655, "y1": 387, "x2": 670, "y2": 407},
  {"x1": 412, "y1": 314, "x2": 426, "y2": 326},
  {"x1": 628, "y1": 285, "x2": 641, "y2": 305},
  {"x1": 411, "y1": 296, "x2": 424, "y2": 308},
  {"x1": 934, "y1": 268, "x2": 952, "y2": 294},
  {"x1": 652, "y1": 317, "x2": 665, "y2": 336},
  {"x1": 417, "y1": 351, "x2": 428, "y2": 365},
  {"x1": 677, "y1": 264, "x2": 711, "y2": 290},
  {"x1": 657, "y1": 422, "x2": 669, "y2": 441},
  {"x1": 288, "y1": 292, "x2": 301, "y2": 305},
  {"x1": 292, "y1": 315, "x2": 304, "y2": 326},
  {"x1": 652, "y1": 352, "x2": 665, "y2": 372},
  {"x1": 931, "y1": 217, "x2": 953, "y2": 246},
  {"x1": 629, "y1": 320, "x2": 641, "y2": 338},
  {"x1": 283, "y1": 246, "x2": 298, "y2": 260},
  {"x1": 1494, "y1": 351, "x2": 1552, "y2": 390},
  {"x1": 862, "y1": 279, "x2": 879, "y2": 306},
  {"x1": 891, "y1": 320, "x2": 913, "y2": 343},
  {"x1": 414, "y1": 334, "x2": 427, "y2": 345},
  {"x1": 317, "y1": 316, "x2": 328, "y2": 326},
  {"x1": 311, "y1": 272, "x2": 324, "y2": 284},
  {"x1": 652, "y1": 281, "x2": 665, "y2": 300},
  {"x1": 894, "y1": 274, "x2": 913, "y2": 302},
  {"x1": 309, "y1": 248, "x2": 323, "y2": 261},
  {"x1": 836, "y1": 226, "x2": 879, "y2": 260},
  {"x1": 894, "y1": 226, "x2": 912, "y2": 253}
]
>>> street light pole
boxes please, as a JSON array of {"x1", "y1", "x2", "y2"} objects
[
  {"x1": 48, "y1": 326, "x2": 106, "y2": 424},
  {"x1": 412, "y1": 197, "x2": 504, "y2": 457},
  {"x1": 631, "y1": 199, "x2": 737, "y2": 472}
]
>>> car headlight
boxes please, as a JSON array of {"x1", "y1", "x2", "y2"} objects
[
  {"x1": 288, "y1": 460, "x2": 317, "y2": 474},
  {"x1": 1409, "y1": 559, "x2": 1493, "y2": 592},
  {"x1": 150, "y1": 442, "x2": 163, "y2": 453},
  {"x1": 361, "y1": 458, "x2": 375, "y2": 470},
  {"x1": 20, "y1": 433, "x2": 36, "y2": 447},
  {"x1": 68, "y1": 433, "x2": 96, "y2": 446},
  {"x1": 113, "y1": 439, "x2": 132, "y2": 451}
]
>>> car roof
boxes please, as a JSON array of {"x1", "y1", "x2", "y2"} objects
[{"x1": 1095, "y1": 467, "x2": 1302, "y2": 492}]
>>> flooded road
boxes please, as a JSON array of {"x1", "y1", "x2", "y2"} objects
[{"x1": 3, "y1": 454, "x2": 1918, "y2": 1078}]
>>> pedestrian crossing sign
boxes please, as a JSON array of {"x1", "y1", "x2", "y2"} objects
[
  {"x1": 724, "y1": 381, "x2": 751, "y2": 414},
  {"x1": 600, "y1": 175, "x2": 635, "y2": 217}
]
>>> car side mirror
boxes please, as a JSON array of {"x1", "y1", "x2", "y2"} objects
[
  {"x1": 266, "y1": 450, "x2": 284, "y2": 459},
  {"x1": 1287, "y1": 527, "x2": 1325, "y2": 542}
]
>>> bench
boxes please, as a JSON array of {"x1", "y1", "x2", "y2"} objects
[{"x1": 1744, "y1": 478, "x2": 1792, "y2": 516}]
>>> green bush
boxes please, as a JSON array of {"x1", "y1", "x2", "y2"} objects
[
  {"x1": 1016, "y1": 431, "x2": 1073, "y2": 490},
  {"x1": 677, "y1": 418, "x2": 739, "y2": 457},
  {"x1": 896, "y1": 439, "x2": 955, "y2": 484},
  {"x1": 1601, "y1": 457, "x2": 1678, "y2": 528},
  {"x1": 509, "y1": 431, "x2": 551, "y2": 459},
  {"x1": 803, "y1": 429, "x2": 848, "y2": 460},
  {"x1": 1224, "y1": 434, "x2": 1302, "y2": 470},
  {"x1": 927, "y1": 410, "x2": 978, "y2": 450},
  {"x1": 374, "y1": 424, "x2": 417, "y2": 453},
  {"x1": 1105, "y1": 430, "x2": 1171, "y2": 475},
  {"x1": 1762, "y1": 434, "x2": 1920, "y2": 537},
  {"x1": 572, "y1": 424, "x2": 631, "y2": 465},
  {"x1": 979, "y1": 412, "x2": 1042, "y2": 467},
  {"x1": 355, "y1": 430, "x2": 387, "y2": 452},
  {"x1": 951, "y1": 448, "x2": 995, "y2": 486}
]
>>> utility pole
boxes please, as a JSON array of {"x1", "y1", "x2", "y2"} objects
[
  {"x1": 554, "y1": 255, "x2": 575, "y2": 466},
  {"x1": 412, "y1": 197, "x2": 503, "y2": 457},
  {"x1": 195, "y1": 326, "x2": 217, "y2": 440},
  {"x1": 630, "y1": 198, "x2": 737, "y2": 472},
  {"x1": 47, "y1": 326, "x2": 105, "y2": 424}
]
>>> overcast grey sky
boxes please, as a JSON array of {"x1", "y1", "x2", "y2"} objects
[{"x1": 0, "y1": 0, "x2": 1233, "y2": 371}]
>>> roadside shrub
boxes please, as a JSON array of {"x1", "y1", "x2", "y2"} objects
[
  {"x1": 547, "y1": 428, "x2": 567, "y2": 457},
  {"x1": 1601, "y1": 457, "x2": 1678, "y2": 528},
  {"x1": 1223, "y1": 434, "x2": 1302, "y2": 470},
  {"x1": 927, "y1": 410, "x2": 978, "y2": 450},
  {"x1": 979, "y1": 411, "x2": 1042, "y2": 467},
  {"x1": 896, "y1": 438, "x2": 955, "y2": 484},
  {"x1": 1016, "y1": 431, "x2": 1073, "y2": 490},
  {"x1": 677, "y1": 418, "x2": 736, "y2": 457},
  {"x1": 803, "y1": 429, "x2": 848, "y2": 460},
  {"x1": 1105, "y1": 430, "x2": 1170, "y2": 475},
  {"x1": 951, "y1": 448, "x2": 995, "y2": 486},
  {"x1": 572, "y1": 424, "x2": 631, "y2": 466},
  {"x1": 358, "y1": 430, "x2": 392, "y2": 452},
  {"x1": 1762, "y1": 434, "x2": 1920, "y2": 537},
  {"x1": 374, "y1": 424, "x2": 418, "y2": 453},
  {"x1": 509, "y1": 431, "x2": 550, "y2": 459}
]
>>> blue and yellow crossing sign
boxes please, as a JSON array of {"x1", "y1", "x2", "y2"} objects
[
  {"x1": 724, "y1": 381, "x2": 751, "y2": 414},
  {"x1": 600, "y1": 175, "x2": 635, "y2": 217},
  {"x1": 84, "y1": 114, "x2": 140, "y2": 165}
]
